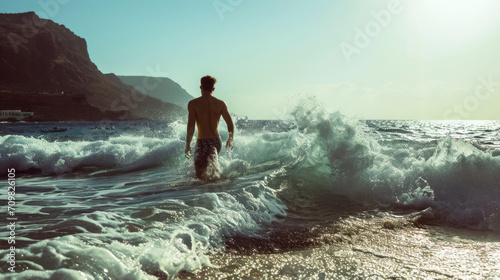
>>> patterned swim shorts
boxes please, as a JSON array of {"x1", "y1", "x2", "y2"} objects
[{"x1": 194, "y1": 138, "x2": 222, "y2": 178}]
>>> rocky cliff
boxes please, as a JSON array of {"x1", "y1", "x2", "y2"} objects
[{"x1": 0, "y1": 12, "x2": 182, "y2": 121}]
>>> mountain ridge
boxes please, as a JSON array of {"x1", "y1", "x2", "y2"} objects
[{"x1": 118, "y1": 75, "x2": 194, "y2": 108}]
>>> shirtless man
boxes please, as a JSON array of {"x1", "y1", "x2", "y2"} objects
[{"x1": 185, "y1": 75, "x2": 234, "y2": 179}]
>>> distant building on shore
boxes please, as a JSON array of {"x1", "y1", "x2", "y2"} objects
[{"x1": 0, "y1": 110, "x2": 34, "y2": 121}]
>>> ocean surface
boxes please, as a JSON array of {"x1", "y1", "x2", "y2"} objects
[{"x1": 1, "y1": 99, "x2": 500, "y2": 279}]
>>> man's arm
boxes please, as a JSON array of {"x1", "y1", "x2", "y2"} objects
[
  {"x1": 221, "y1": 102, "x2": 234, "y2": 148},
  {"x1": 186, "y1": 102, "x2": 196, "y2": 158}
]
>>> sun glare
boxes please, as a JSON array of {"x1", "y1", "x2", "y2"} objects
[
  {"x1": 406, "y1": 0, "x2": 499, "y2": 58},
  {"x1": 418, "y1": 0, "x2": 491, "y2": 22}
]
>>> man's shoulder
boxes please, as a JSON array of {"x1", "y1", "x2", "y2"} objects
[
  {"x1": 189, "y1": 95, "x2": 226, "y2": 107},
  {"x1": 188, "y1": 97, "x2": 203, "y2": 105},
  {"x1": 211, "y1": 96, "x2": 226, "y2": 105}
]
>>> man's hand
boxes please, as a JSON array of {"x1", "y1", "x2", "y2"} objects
[
  {"x1": 226, "y1": 137, "x2": 233, "y2": 149},
  {"x1": 185, "y1": 146, "x2": 191, "y2": 159}
]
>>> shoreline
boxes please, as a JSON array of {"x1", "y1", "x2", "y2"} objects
[{"x1": 177, "y1": 216, "x2": 500, "y2": 279}]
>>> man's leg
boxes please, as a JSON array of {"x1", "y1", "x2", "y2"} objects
[
  {"x1": 204, "y1": 139, "x2": 222, "y2": 180},
  {"x1": 194, "y1": 140, "x2": 208, "y2": 179}
]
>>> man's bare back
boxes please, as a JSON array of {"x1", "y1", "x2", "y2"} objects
[
  {"x1": 185, "y1": 75, "x2": 233, "y2": 179},
  {"x1": 187, "y1": 95, "x2": 232, "y2": 139}
]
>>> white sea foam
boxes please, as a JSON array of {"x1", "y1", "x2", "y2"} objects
[
  {"x1": 285, "y1": 96, "x2": 500, "y2": 230},
  {"x1": 0, "y1": 135, "x2": 184, "y2": 175},
  {"x1": 2, "y1": 99, "x2": 498, "y2": 232},
  {"x1": 1, "y1": 177, "x2": 286, "y2": 279}
]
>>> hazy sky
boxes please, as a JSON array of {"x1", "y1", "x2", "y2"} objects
[{"x1": 3, "y1": 0, "x2": 500, "y2": 119}]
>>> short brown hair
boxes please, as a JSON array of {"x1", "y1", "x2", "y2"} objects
[{"x1": 200, "y1": 75, "x2": 217, "y2": 91}]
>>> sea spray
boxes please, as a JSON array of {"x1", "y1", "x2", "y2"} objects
[{"x1": 282, "y1": 96, "x2": 500, "y2": 230}]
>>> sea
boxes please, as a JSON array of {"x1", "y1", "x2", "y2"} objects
[{"x1": 1, "y1": 98, "x2": 500, "y2": 279}]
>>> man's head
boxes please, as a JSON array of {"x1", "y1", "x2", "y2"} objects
[{"x1": 200, "y1": 75, "x2": 217, "y2": 94}]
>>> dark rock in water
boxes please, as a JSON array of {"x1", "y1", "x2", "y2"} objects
[
  {"x1": 0, "y1": 12, "x2": 183, "y2": 121},
  {"x1": 382, "y1": 220, "x2": 396, "y2": 230}
]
